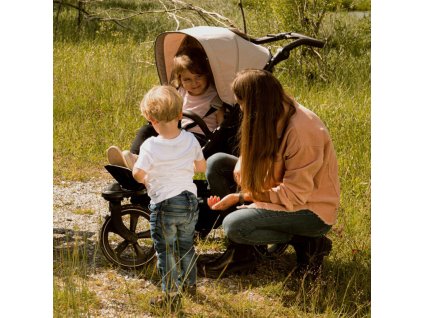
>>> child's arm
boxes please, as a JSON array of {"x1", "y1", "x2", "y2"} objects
[
  {"x1": 194, "y1": 159, "x2": 206, "y2": 173},
  {"x1": 132, "y1": 167, "x2": 147, "y2": 184}
]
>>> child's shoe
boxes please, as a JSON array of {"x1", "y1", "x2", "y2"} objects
[
  {"x1": 182, "y1": 284, "x2": 197, "y2": 298},
  {"x1": 150, "y1": 292, "x2": 181, "y2": 311},
  {"x1": 122, "y1": 150, "x2": 138, "y2": 170},
  {"x1": 106, "y1": 146, "x2": 129, "y2": 168}
]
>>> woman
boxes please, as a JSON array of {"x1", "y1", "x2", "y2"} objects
[{"x1": 201, "y1": 69, "x2": 340, "y2": 278}]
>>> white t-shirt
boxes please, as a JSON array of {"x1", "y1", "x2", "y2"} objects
[
  {"x1": 180, "y1": 85, "x2": 222, "y2": 135},
  {"x1": 134, "y1": 130, "x2": 204, "y2": 204}
]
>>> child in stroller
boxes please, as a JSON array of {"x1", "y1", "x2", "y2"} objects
[
  {"x1": 100, "y1": 26, "x2": 325, "y2": 271},
  {"x1": 107, "y1": 44, "x2": 225, "y2": 170}
]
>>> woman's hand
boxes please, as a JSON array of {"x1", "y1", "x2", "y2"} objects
[
  {"x1": 207, "y1": 196, "x2": 221, "y2": 209},
  {"x1": 207, "y1": 193, "x2": 240, "y2": 210}
]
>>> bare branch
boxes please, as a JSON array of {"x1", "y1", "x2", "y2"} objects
[
  {"x1": 53, "y1": 0, "x2": 238, "y2": 31},
  {"x1": 53, "y1": 0, "x2": 90, "y2": 16},
  {"x1": 170, "y1": 0, "x2": 237, "y2": 28},
  {"x1": 159, "y1": 0, "x2": 180, "y2": 30}
]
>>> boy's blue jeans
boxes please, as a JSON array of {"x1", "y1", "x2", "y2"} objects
[{"x1": 149, "y1": 191, "x2": 199, "y2": 293}]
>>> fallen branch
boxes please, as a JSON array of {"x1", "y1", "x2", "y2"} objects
[
  {"x1": 170, "y1": 0, "x2": 237, "y2": 28},
  {"x1": 53, "y1": 0, "x2": 238, "y2": 31}
]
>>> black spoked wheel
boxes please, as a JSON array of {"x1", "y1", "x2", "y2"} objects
[
  {"x1": 100, "y1": 204, "x2": 155, "y2": 269},
  {"x1": 254, "y1": 243, "x2": 289, "y2": 259}
]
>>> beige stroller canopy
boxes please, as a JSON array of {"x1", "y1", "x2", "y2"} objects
[{"x1": 155, "y1": 26, "x2": 271, "y2": 105}]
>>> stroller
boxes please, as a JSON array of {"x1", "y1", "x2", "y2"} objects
[{"x1": 99, "y1": 26, "x2": 324, "y2": 269}]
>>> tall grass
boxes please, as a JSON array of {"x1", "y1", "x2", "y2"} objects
[
  {"x1": 54, "y1": 0, "x2": 370, "y2": 316},
  {"x1": 53, "y1": 39, "x2": 156, "y2": 180},
  {"x1": 53, "y1": 234, "x2": 101, "y2": 316}
]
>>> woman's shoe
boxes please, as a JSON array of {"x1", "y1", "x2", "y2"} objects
[
  {"x1": 199, "y1": 242, "x2": 258, "y2": 278},
  {"x1": 290, "y1": 235, "x2": 332, "y2": 277}
]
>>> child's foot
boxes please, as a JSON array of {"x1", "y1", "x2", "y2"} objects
[
  {"x1": 122, "y1": 150, "x2": 138, "y2": 170},
  {"x1": 182, "y1": 284, "x2": 197, "y2": 299},
  {"x1": 106, "y1": 146, "x2": 129, "y2": 168}
]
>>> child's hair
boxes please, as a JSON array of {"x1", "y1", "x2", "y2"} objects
[
  {"x1": 140, "y1": 85, "x2": 183, "y2": 122},
  {"x1": 171, "y1": 47, "x2": 213, "y2": 88}
]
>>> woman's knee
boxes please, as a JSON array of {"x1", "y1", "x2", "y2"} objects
[
  {"x1": 222, "y1": 212, "x2": 245, "y2": 243},
  {"x1": 206, "y1": 153, "x2": 227, "y2": 175},
  {"x1": 206, "y1": 153, "x2": 237, "y2": 179}
]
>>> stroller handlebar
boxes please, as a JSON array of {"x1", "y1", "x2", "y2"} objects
[
  {"x1": 286, "y1": 32, "x2": 325, "y2": 48},
  {"x1": 263, "y1": 34, "x2": 325, "y2": 71},
  {"x1": 230, "y1": 28, "x2": 325, "y2": 47},
  {"x1": 229, "y1": 29, "x2": 325, "y2": 71}
]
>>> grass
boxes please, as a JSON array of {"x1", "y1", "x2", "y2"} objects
[
  {"x1": 73, "y1": 208, "x2": 95, "y2": 215},
  {"x1": 53, "y1": 39, "x2": 157, "y2": 181},
  {"x1": 53, "y1": 231, "x2": 370, "y2": 317},
  {"x1": 53, "y1": 233, "x2": 102, "y2": 316},
  {"x1": 53, "y1": 0, "x2": 370, "y2": 317}
]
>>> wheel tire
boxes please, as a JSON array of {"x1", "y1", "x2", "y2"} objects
[{"x1": 99, "y1": 204, "x2": 155, "y2": 269}]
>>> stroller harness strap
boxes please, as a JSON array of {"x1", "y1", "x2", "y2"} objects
[
  {"x1": 182, "y1": 94, "x2": 223, "y2": 131},
  {"x1": 183, "y1": 107, "x2": 217, "y2": 131}
]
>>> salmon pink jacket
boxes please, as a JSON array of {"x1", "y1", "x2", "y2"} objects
[{"x1": 247, "y1": 103, "x2": 340, "y2": 225}]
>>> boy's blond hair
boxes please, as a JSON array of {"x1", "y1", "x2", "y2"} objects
[{"x1": 140, "y1": 85, "x2": 182, "y2": 122}]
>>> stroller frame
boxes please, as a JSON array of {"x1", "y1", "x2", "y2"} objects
[{"x1": 99, "y1": 26, "x2": 325, "y2": 269}]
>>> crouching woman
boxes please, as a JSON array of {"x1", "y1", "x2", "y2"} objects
[{"x1": 202, "y1": 69, "x2": 340, "y2": 277}]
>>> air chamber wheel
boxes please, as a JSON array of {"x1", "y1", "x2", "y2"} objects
[{"x1": 99, "y1": 204, "x2": 155, "y2": 269}]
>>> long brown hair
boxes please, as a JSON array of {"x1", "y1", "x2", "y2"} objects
[{"x1": 232, "y1": 69, "x2": 296, "y2": 199}]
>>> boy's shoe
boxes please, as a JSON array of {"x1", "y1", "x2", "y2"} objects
[
  {"x1": 122, "y1": 150, "x2": 138, "y2": 170},
  {"x1": 150, "y1": 293, "x2": 181, "y2": 311},
  {"x1": 182, "y1": 285, "x2": 197, "y2": 298},
  {"x1": 106, "y1": 146, "x2": 129, "y2": 168}
]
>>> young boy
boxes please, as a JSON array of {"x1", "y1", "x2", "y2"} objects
[{"x1": 132, "y1": 85, "x2": 206, "y2": 309}]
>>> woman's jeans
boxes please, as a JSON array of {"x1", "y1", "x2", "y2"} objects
[
  {"x1": 149, "y1": 191, "x2": 199, "y2": 293},
  {"x1": 223, "y1": 209, "x2": 331, "y2": 245},
  {"x1": 206, "y1": 153, "x2": 331, "y2": 245},
  {"x1": 206, "y1": 152, "x2": 239, "y2": 197}
]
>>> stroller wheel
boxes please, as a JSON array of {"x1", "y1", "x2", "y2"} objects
[{"x1": 99, "y1": 204, "x2": 155, "y2": 269}]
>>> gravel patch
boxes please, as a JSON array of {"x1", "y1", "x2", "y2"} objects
[
  {"x1": 53, "y1": 179, "x2": 110, "y2": 233},
  {"x1": 53, "y1": 178, "x2": 226, "y2": 317},
  {"x1": 53, "y1": 178, "x2": 155, "y2": 317}
]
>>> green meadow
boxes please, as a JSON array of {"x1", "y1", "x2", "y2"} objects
[{"x1": 53, "y1": 0, "x2": 370, "y2": 316}]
